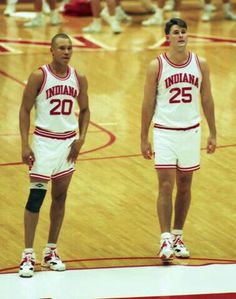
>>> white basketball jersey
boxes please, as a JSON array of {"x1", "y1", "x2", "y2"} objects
[
  {"x1": 153, "y1": 52, "x2": 202, "y2": 129},
  {"x1": 34, "y1": 64, "x2": 80, "y2": 132}
]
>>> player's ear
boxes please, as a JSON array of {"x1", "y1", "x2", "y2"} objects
[{"x1": 166, "y1": 34, "x2": 170, "y2": 41}]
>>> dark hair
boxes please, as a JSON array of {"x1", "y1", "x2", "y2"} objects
[
  {"x1": 51, "y1": 33, "x2": 72, "y2": 47},
  {"x1": 164, "y1": 18, "x2": 187, "y2": 35}
]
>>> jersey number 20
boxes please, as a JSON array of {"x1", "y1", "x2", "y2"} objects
[{"x1": 50, "y1": 99, "x2": 73, "y2": 115}]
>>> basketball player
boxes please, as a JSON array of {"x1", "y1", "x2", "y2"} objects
[
  {"x1": 141, "y1": 18, "x2": 216, "y2": 263},
  {"x1": 201, "y1": 0, "x2": 236, "y2": 21},
  {"x1": 19, "y1": 33, "x2": 90, "y2": 277},
  {"x1": 142, "y1": 0, "x2": 181, "y2": 26}
]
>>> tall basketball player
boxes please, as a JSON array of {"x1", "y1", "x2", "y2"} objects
[
  {"x1": 19, "y1": 33, "x2": 90, "y2": 277},
  {"x1": 141, "y1": 18, "x2": 216, "y2": 263}
]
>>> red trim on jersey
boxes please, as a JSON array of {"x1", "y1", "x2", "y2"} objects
[
  {"x1": 51, "y1": 168, "x2": 75, "y2": 180},
  {"x1": 155, "y1": 164, "x2": 177, "y2": 169},
  {"x1": 155, "y1": 164, "x2": 200, "y2": 171},
  {"x1": 195, "y1": 54, "x2": 203, "y2": 77},
  {"x1": 38, "y1": 67, "x2": 47, "y2": 95},
  {"x1": 46, "y1": 64, "x2": 71, "y2": 80},
  {"x1": 29, "y1": 173, "x2": 50, "y2": 181},
  {"x1": 34, "y1": 127, "x2": 76, "y2": 140},
  {"x1": 163, "y1": 52, "x2": 192, "y2": 68},
  {"x1": 177, "y1": 164, "x2": 200, "y2": 172},
  {"x1": 154, "y1": 123, "x2": 200, "y2": 131},
  {"x1": 74, "y1": 69, "x2": 80, "y2": 94},
  {"x1": 156, "y1": 56, "x2": 163, "y2": 83}
]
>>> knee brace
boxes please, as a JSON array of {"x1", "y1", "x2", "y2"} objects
[{"x1": 25, "y1": 182, "x2": 48, "y2": 213}]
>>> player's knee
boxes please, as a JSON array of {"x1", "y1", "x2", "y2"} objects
[{"x1": 25, "y1": 182, "x2": 48, "y2": 213}]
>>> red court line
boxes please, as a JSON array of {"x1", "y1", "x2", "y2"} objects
[
  {"x1": 107, "y1": 293, "x2": 236, "y2": 299},
  {"x1": 1, "y1": 256, "x2": 235, "y2": 274},
  {"x1": 0, "y1": 69, "x2": 25, "y2": 86}
]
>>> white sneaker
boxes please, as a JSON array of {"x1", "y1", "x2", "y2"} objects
[
  {"x1": 164, "y1": 0, "x2": 174, "y2": 11},
  {"x1": 224, "y1": 11, "x2": 236, "y2": 20},
  {"x1": 24, "y1": 15, "x2": 44, "y2": 28},
  {"x1": 201, "y1": 10, "x2": 212, "y2": 22},
  {"x1": 42, "y1": 0, "x2": 51, "y2": 15},
  {"x1": 173, "y1": 235, "x2": 190, "y2": 258},
  {"x1": 50, "y1": 10, "x2": 62, "y2": 25},
  {"x1": 100, "y1": 7, "x2": 110, "y2": 24},
  {"x1": 110, "y1": 19, "x2": 122, "y2": 34},
  {"x1": 19, "y1": 251, "x2": 36, "y2": 278},
  {"x1": 41, "y1": 247, "x2": 66, "y2": 271},
  {"x1": 82, "y1": 20, "x2": 102, "y2": 33},
  {"x1": 159, "y1": 238, "x2": 174, "y2": 262},
  {"x1": 142, "y1": 14, "x2": 163, "y2": 26},
  {"x1": 3, "y1": 3, "x2": 16, "y2": 16},
  {"x1": 208, "y1": 4, "x2": 216, "y2": 12},
  {"x1": 115, "y1": 6, "x2": 132, "y2": 22}
]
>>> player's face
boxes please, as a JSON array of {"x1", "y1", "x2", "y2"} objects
[
  {"x1": 51, "y1": 38, "x2": 73, "y2": 65},
  {"x1": 166, "y1": 25, "x2": 188, "y2": 50}
]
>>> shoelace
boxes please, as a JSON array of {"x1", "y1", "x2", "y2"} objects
[
  {"x1": 174, "y1": 236, "x2": 185, "y2": 248},
  {"x1": 21, "y1": 254, "x2": 35, "y2": 266}
]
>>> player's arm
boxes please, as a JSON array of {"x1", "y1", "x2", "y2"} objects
[
  {"x1": 19, "y1": 69, "x2": 43, "y2": 165},
  {"x1": 199, "y1": 57, "x2": 217, "y2": 154},
  {"x1": 68, "y1": 73, "x2": 90, "y2": 162},
  {"x1": 141, "y1": 59, "x2": 158, "y2": 159}
]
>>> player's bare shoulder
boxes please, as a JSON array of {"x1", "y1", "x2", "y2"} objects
[{"x1": 26, "y1": 68, "x2": 44, "y2": 90}]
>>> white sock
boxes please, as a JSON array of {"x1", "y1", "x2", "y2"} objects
[
  {"x1": 204, "y1": 4, "x2": 212, "y2": 12},
  {"x1": 24, "y1": 248, "x2": 34, "y2": 254},
  {"x1": 172, "y1": 229, "x2": 183, "y2": 236},
  {"x1": 93, "y1": 18, "x2": 101, "y2": 25},
  {"x1": 223, "y1": 3, "x2": 231, "y2": 13},
  {"x1": 46, "y1": 243, "x2": 57, "y2": 249},
  {"x1": 155, "y1": 8, "x2": 163, "y2": 17},
  {"x1": 171, "y1": 11, "x2": 180, "y2": 18},
  {"x1": 161, "y1": 232, "x2": 172, "y2": 239},
  {"x1": 36, "y1": 12, "x2": 43, "y2": 19}
]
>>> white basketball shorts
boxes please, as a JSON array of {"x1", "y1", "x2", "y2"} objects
[
  {"x1": 153, "y1": 126, "x2": 201, "y2": 172},
  {"x1": 30, "y1": 133, "x2": 77, "y2": 181}
]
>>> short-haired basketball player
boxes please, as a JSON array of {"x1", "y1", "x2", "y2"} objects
[
  {"x1": 141, "y1": 18, "x2": 216, "y2": 263},
  {"x1": 19, "y1": 33, "x2": 90, "y2": 277}
]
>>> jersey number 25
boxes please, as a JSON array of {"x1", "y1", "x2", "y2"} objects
[{"x1": 169, "y1": 87, "x2": 192, "y2": 104}]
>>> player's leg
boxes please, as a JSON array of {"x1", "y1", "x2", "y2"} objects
[
  {"x1": 156, "y1": 169, "x2": 176, "y2": 262},
  {"x1": 41, "y1": 173, "x2": 73, "y2": 271},
  {"x1": 153, "y1": 129, "x2": 177, "y2": 262},
  {"x1": 82, "y1": 0, "x2": 102, "y2": 33},
  {"x1": 172, "y1": 171, "x2": 193, "y2": 258},
  {"x1": 19, "y1": 179, "x2": 48, "y2": 277},
  {"x1": 142, "y1": 0, "x2": 165, "y2": 26}
]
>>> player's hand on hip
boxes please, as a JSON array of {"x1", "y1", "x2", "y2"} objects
[
  {"x1": 67, "y1": 139, "x2": 84, "y2": 163},
  {"x1": 207, "y1": 135, "x2": 216, "y2": 154},
  {"x1": 141, "y1": 140, "x2": 153, "y2": 159}
]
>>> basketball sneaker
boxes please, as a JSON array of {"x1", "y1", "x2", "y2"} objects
[
  {"x1": 163, "y1": 0, "x2": 174, "y2": 11},
  {"x1": 115, "y1": 6, "x2": 132, "y2": 22},
  {"x1": 110, "y1": 18, "x2": 122, "y2": 34},
  {"x1": 142, "y1": 13, "x2": 163, "y2": 26},
  {"x1": 42, "y1": 0, "x2": 51, "y2": 15},
  {"x1": 50, "y1": 10, "x2": 62, "y2": 26},
  {"x1": 224, "y1": 11, "x2": 236, "y2": 20},
  {"x1": 173, "y1": 234, "x2": 190, "y2": 258},
  {"x1": 159, "y1": 238, "x2": 174, "y2": 262},
  {"x1": 24, "y1": 14, "x2": 44, "y2": 28},
  {"x1": 19, "y1": 250, "x2": 36, "y2": 278},
  {"x1": 3, "y1": 3, "x2": 16, "y2": 16},
  {"x1": 201, "y1": 10, "x2": 212, "y2": 22},
  {"x1": 41, "y1": 247, "x2": 66, "y2": 271},
  {"x1": 82, "y1": 20, "x2": 102, "y2": 33}
]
